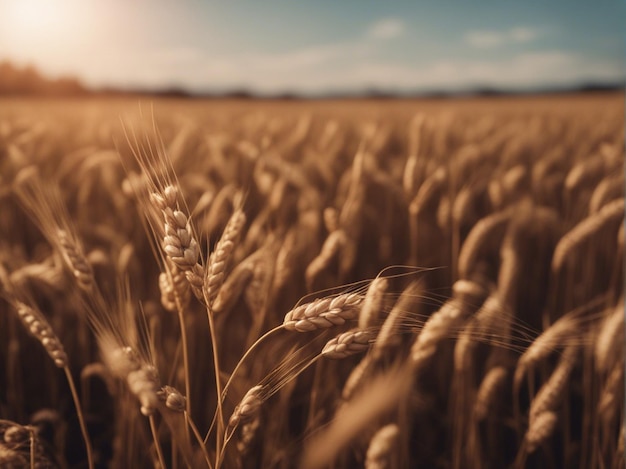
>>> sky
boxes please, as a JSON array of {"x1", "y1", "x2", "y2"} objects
[{"x1": 0, "y1": 0, "x2": 624, "y2": 95}]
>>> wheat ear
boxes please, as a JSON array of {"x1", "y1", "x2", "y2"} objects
[
  {"x1": 204, "y1": 208, "x2": 246, "y2": 304},
  {"x1": 513, "y1": 309, "x2": 586, "y2": 393},
  {"x1": 203, "y1": 207, "x2": 246, "y2": 456},
  {"x1": 159, "y1": 262, "x2": 191, "y2": 313},
  {"x1": 474, "y1": 365, "x2": 509, "y2": 421},
  {"x1": 457, "y1": 209, "x2": 512, "y2": 279},
  {"x1": 13, "y1": 167, "x2": 96, "y2": 292},
  {"x1": 236, "y1": 417, "x2": 260, "y2": 458},
  {"x1": 359, "y1": 277, "x2": 389, "y2": 330},
  {"x1": 365, "y1": 423, "x2": 400, "y2": 469},
  {"x1": 227, "y1": 385, "x2": 264, "y2": 432},
  {"x1": 283, "y1": 292, "x2": 363, "y2": 332},
  {"x1": 55, "y1": 229, "x2": 95, "y2": 292},
  {"x1": 410, "y1": 282, "x2": 478, "y2": 371},
  {"x1": 408, "y1": 167, "x2": 446, "y2": 265},
  {"x1": 552, "y1": 198, "x2": 624, "y2": 274},
  {"x1": 595, "y1": 300, "x2": 624, "y2": 375},
  {"x1": 341, "y1": 354, "x2": 373, "y2": 400},
  {"x1": 100, "y1": 339, "x2": 164, "y2": 466},
  {"x1": 12, "y1": 301, "x2": 94, "y2": 469},
  {"x1": 529, "y1": 345, "x2": 579, "y2": 422},
  {"x1": 100, "y1": 340, "x2": 160, "y2": 416},
  {"x1": 453, "y1": 291, "x2": 506, "y2": 376},
  {"x1": 151, "y1": 185, "x2": 205, "y2": 300},
  {"x1": 305, "y1": 229, "x2": 348, "y2": 290},
  {"x1": 371, "y1": 281, "x2": 423, "y2": 361},
  {"x1": 8, "y1": 255, "x2": 66, "y2": 294},
  {"x1": 589, "y1": 174, "x2": 624, "y2": 214},
  {"x1": 220, "y1": 385, "x2": 264, "y2": 466},
  {"x1": 150, "y1": 184, "x2": 202, "y2": 419},
  {"x1": 158, "y1": 386, "x2": 213, "y2": 469},
  {"x1": 403, "y1": 113, "x2": 426, "y2": 200},
  {"x1": 0, "y1": 441, "x2": 28, "y2": 467},
  {"x1": 597, "y1": 362, "x2": 624, "y2": 426},
  {"x1": 525, "y1": 410, "x2": 558, "y2": 454},
  {"x1": 322, "y1": 328, "x2": 378, "y2": 359},
  {"x1": 212, "y1": 259, "x2": 255, "y2": 315},
  {"x1": 2, "y1": 422, "x2": 50, "y2": 468}
]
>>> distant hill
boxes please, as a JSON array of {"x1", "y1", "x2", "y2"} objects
[
  {"x1": 0, "y1": 60, "x2": 622, "y2": 98},
  {"x1": 0, "y1": 61, "x2": 87, "y2": 96}
]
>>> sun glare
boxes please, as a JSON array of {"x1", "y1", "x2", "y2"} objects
[
  {"x1": 5, "y1": 0, "x2": 70, "y2": 37},
  {"x1": 2, "y1": 0, "x2": 108, "y2": 78}
]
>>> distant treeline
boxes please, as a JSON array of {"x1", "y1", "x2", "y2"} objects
[
  {"x1": 0, "y1": 61, "x2": 88, "y2": 96},
  {"x1": 0, "y1": 60, "x2": 622, "y2": 98}
]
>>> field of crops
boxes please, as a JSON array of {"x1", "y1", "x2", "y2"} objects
[{"x1": 0, "y1": 94, "x2": 623, "y2": 468}]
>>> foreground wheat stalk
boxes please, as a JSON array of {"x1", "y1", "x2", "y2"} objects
[{"x1": 11, "y1": 300, "x2": 94, "y2": 469}]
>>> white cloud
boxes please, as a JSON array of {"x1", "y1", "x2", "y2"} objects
[
  {"x1": 465, "y1": 31, "x2": 505, "y2": 48},
  {"x1": 47, "y1": 25, "x2": 620, "y2": 95},
  {"x1": 509, "y1": 27, "x2": 537, "y2": 43},
  {"x1": 246, "y1": 42, "x2": 368, "y2": 69},
  {"x1": 367, "y1": 18, "x2": 405, "y2": 40},
  {"x1": 465, "y1": 26, "x2": 540, "y2": 48},
  {"x1": 186, "y1": 49, "x2": 624, "y2": 94},
  {"x1": 348, "y1": 51, "x2": 623, "y2": 91}
]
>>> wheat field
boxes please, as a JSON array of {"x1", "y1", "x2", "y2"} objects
[{"x1": 0, "y1": 94, "x2": 623, "y2": 468}]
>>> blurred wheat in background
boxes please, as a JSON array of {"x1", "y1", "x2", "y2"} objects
[{"x1": 0, "y1": 94, "x2": 623, "y2": 468}]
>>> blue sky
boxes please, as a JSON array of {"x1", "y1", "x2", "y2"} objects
[{"x1": 0, "y1": 0, "x2": 624, "y2": 94}]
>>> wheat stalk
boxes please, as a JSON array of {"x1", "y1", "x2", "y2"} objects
[
  {"x1": 13, "y1": 167, "x2": 96, "y2": 292},
  {"x1": 11, "y1": 300, "x2": 94, "y2": 469},
  {"x1": 148, "y1": 183, "x2": 204, "y2": 421},
  {"x1": 151, "y1": 184, "x2": 205, "y2": 299},
  {"x1": 13, "y1": 300, "x2": 68, "y2": 368},
  {"x1": 158, "y1": 385, "x2": 213, "y2": 468}
]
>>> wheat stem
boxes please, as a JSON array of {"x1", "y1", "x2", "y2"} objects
[
  {"x1": 150, "y1": 414, "x2": 166, "y2": 469},
  {"x1": 205, "y1": 306, "x2": 224, "y2": 468},
  {"x1": 64, "y1": 366, "x2": 94, "y2": 469},
  {"x1": 203, "y1": 325, "x2": 284, "y2": 445},
  {"x1": 185, "y1": 412, "x2": 213, "y2": 469}
]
